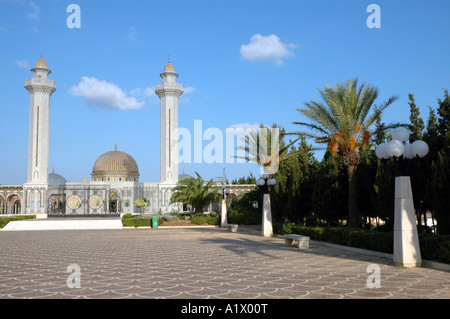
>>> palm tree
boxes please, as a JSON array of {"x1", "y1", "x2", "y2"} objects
[
  {"x1": 294, "y1": 78, "x2": 399, "y2": 227},
  {"x1": 170, "y1": 172, "x2": 219, "y2": 213},
  {"x1": 236, "y1": 124, "x2": 301, "y2": 178}
]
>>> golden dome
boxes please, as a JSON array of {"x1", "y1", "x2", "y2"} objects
[
  {"x1": 92, "y1": 147, "x2": 140, "y2": 182},
  {"x1": 164, "y1": 63, "x2": 174, "y2": 72},
  {"x1": 164, "y1": 55, "x2": 174, "y2": 72},
  {"x1": 35, "y1": 52, "x2": 47, "y2": 68}
]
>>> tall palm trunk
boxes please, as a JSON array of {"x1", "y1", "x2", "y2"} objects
[
  {"x1": 346, "y1": 163, "x2": 359, "y2": 227},
  {"x1": 342, "y1": 151, "x2": 360, "y2": 227}
]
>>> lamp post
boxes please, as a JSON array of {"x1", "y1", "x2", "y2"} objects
[
  {"x1": 256, "y1": 174, "x2": 276, "y2": 237},
  {"x1": 218, "y1": 185, "x2": 230, "y2": 227},
  {"x1": 375, "y1": 127, "x2": 429, "y2": 267}
]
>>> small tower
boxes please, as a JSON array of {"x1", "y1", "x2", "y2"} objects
[
  {"x1": 23, "y1": 53, "x2": 56, "y2": 215},
  {"x1": 155, "y1": 57, "x2": 183, "y2": 184}
]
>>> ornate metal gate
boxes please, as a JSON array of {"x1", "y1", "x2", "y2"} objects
[{"x1": 48, "y1": 186, "x2": 120, "y2": 217}]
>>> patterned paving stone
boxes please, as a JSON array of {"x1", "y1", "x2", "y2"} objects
[{"x1": 0, "y1": 227, "x2": 449, "y2": 300}]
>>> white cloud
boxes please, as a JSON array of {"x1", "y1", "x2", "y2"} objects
[
  {"x1": 240, "y1": 34, "x2": 297, "y2": 65},
  {"x1": 16, "y1": 59, "x2": 29, "y2": 69},
  {"x1": 127, "y1": 26, "x2": 139, "y2": 43},
  {"x1": 183, "y1": 86, "x2": 197, "y2": 94},
  {"x1": 69, "y1": 77, "x2": 145, "y2": 111},
  {"x1": 27, "y1": 1, "x2": 40, "y2": 19},
  {"x1": 131, "y1": 86, "x2": 159, "y2": 104}
]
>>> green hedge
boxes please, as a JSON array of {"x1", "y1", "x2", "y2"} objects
[
  {"x1": 228, "y1": 209, "x2": 261, "y2": 225},
  {"x1": 277, "y1": 224, "x2": 450, "y2": 264},
  {"x1": 122, "y1": 214, "x2": 155, "y2": 227},
  {"x1": 0, "y1": 215, "x2": 36, "y2": 229},
  {"x1": 122, "y1": 213, "x2": 219, "y2": 227},
  {"x1": 190, "y1": 214, "x2": 220, "y2": 225},
  {"x1": 419, "y1": 234, "x2": 450, "y2": 264}
]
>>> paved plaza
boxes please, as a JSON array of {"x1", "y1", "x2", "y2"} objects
[{"x1": 0, "y1": 227, "x2": 449, "y2": 299}]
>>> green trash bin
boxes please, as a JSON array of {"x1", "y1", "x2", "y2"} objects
[{"x1": 152, "y1": 216, "x2": 159, "y2": 229}]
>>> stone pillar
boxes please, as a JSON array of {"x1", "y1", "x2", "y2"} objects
[
  {"x1": 393, "y1": 176, "x2": 422, "y2": 267},
  {"x1": 221, "y1": 199, "x2": 227, "y2": 227},
  {"x1": 262, "y1": 193, "x2": 273, "y2": 237}
]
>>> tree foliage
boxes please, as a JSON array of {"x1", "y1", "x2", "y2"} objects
[
  {"x1": 294, "y1": 78, "x2": 399, "y2": 227},
  {"x1": 169, "y1": 172, "x2": 220, "y2": 213},
  {"x1": 231, "y1": 88, "x2": 450, "y2": 234}
]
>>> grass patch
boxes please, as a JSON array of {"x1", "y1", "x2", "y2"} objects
[{"x1": 0, "y1": 215, "x2": 36, "y2": 229}]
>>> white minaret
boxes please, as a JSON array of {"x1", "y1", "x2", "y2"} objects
[
  {"x1": 23, "y1": 53, "x2": 56, "y2": 215},
  {"x1": 155, "y1": 57, "x2": 183, "y2": 184}
]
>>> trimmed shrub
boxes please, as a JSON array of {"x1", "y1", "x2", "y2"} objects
[
  {"x1": 205, "y1": 214, "x2": 220, "y2": 226},
  {"x1": 191, "y1": 215, "x2": 206, "y2": 225},
  {"x1": 228, "y1": 209, "x2": 261, "y2": 225},
  {"x1": 419, "y1": 234, "x2": 450, "y2": 264},
  {"x1": 279, "y1": 225, "x2": 393, "y2": 254},
  {"x1": 122, "y1": 217, "x2": 151, "y2": 228}
]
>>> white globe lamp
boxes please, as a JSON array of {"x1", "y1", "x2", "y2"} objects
[
  {"x1": 392, "y1": 127, "x2": 410, "y2": 143},
  {"x1": 403, "y1": 143, "x2": 414, "y2": 159},
  {"x1": 411, "y1": 140, "x2": 429, "y2": 158},
  {"x1": 375, "y1": 143, "x2": 390, "y2": 159},
  {"x1": 386, "y1": 140, "x2": 405, "y2": 158}
]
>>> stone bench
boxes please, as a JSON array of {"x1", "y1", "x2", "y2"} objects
[
  {"x1": 283, "y1": 234, "x2": 310, "y2": 249},
  {"x1": 227, "y1": 224, "x2": 238, "y2": 233}
]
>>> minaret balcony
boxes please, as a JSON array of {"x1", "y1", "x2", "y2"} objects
[
  {"x1": 155, "y1": 83, "x2": 183, "y2": 90},
  {"x1": 25, "y1": 79, "x2": 55, "y2": 87}
]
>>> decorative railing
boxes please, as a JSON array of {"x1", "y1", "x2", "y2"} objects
[
  {"x1": 24, "y1": 79, "x2": 55, "y2": 87},
  {"x1": 155, "y1": 83, "x2": 183, "y2": 90}
]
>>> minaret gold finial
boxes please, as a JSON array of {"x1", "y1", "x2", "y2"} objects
[
  {"x1": 115, "y1": 143, "x2": 117, "y2": 151},
  {"x1": 164, "y1": 55, "x2": 175, "y2": 72}
]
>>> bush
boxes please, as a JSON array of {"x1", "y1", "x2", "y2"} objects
[
  {"x1": 419, "y1": 234, "x2": 450, "y2": 264},
  {"x1": 0, "y1": 215, "x2": 36, "y2": 229},
  {"x1": 205, "y1": 214, "x2": 220, "y2": 226},
  {"x1": 228, "y1": 209, "x2": 261, "y2": 225},
  {"x1": 191, "y1": 214, "x2": 206, "y2": 225},
  {"x1": 278, "y1": 225, "x2": 393, "y2": 253},
  {"x1": 122, "y1": 216, "x2": 151, "y2": 227}
]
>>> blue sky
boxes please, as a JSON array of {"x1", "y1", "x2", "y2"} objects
[{"x1": 1, "y1": 0, "x2": 449, "y2": 185}]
